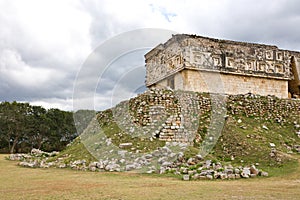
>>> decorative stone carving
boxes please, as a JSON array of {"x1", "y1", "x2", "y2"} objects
[
  {"x1": 245, "y1": 60, "x2": 255, "y2": 71},
  {"x1": 265, "y1": 50, "x2": 274, "y2": 60},
  {"x1": 225, "y1": 57, "x2": 236, "y2": 69},
  {"x1": 212, "y1": 56, "x2": 222, "y2": 67},
  {"x1": 276, "y1": 51, "x2": 283, "y2": 61},
  {"x1": 145, "y1": 34, "x2": 299, "y2": 89},
  {"x1": 191, "y1": 50, "x2": 213, "y2": 68}
]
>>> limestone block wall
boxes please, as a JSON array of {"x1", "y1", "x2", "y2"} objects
[
  {"x1": 125, "y1": 89, "x2": 300, "y2": 143},
  {"x1": 180, "y1": 69, "x2": 288, "y2": 98},
  {"x1": 127, "y1": 89, "x2": 211, "y2": 142},
  {"x1": 221, "y1": 73, "x2": 288, "y2": 98},
  {"x1": 150, "y1": 71, "x2": 184, "y2": 91}
]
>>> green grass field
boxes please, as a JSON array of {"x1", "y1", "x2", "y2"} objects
[{"x1": 1, "y1": 154, "x2": 300, "y2": 200}]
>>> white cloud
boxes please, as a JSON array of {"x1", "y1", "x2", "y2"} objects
[
  {"x1": 0, "y1": 49, "x2": 55, "y2": 87},
  {"x1": 0, "y1": 0, "x2": 299, "y2": 111},
  {"x1": 29, "y1": 98, "x2": 73, "y2": 111},
  {"x1": 0, "y1": 0, "x2": 92, "y2": 105},
  {"x1": 0, "y1": 0, "x2": 92, "y2": 64}
]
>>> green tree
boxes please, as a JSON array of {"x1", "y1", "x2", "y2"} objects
[
  {"x1": 26, "y1": 105, "x2": 51, "y2": 149},
  {"x1": 44, "y1": 109, "x2": 77, "y2": 151},
  {"x1": 0, "y1": 102, "x2": 78, "y2": 153},
  {"x1": 0, "y1": 101, "x2": 31, "y2": 153}
]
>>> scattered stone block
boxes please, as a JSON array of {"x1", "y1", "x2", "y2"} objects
[
  {"x1": 269, "y1": 143, "x2": 276, "y2": 147},
  {"x1": 261, "y1": 171, "x2": 269, "y2": 177},
  {"x1": 182, "y1": 175, "x2": 190, "y2": 181},
  {"x1": 262, "y1": 125, "x2": 269, "y2": 130},
  {"x1": 119, "y1": 143, "x2": 133, "y2": 148}
]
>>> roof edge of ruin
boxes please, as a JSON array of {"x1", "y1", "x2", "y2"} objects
[
  {"x1": 172, "y1": 33, "x2": 279, "y2": 48},
  {"x1": 145, "y1": 33, "x2": 300, "y2": 59}
]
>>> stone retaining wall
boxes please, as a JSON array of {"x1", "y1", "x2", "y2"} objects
[{"x1": 126, "y1": 89, "x2": 300, "y2": 143}]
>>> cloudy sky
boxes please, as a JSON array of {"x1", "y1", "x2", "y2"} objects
[{"x1": 1, "y1": 0, "x2": 300, "y2": 111}]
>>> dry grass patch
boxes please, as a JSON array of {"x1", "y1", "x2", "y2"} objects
[{"x1": 1, "y1": 154, "x2": 300, "y2": 200}]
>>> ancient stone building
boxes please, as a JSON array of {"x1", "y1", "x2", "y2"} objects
[{"x1": 145, "y1": 34, "x2": 300, "y2": 98}]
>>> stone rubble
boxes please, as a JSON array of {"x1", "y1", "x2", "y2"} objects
[
  {"x1": 9, "y1": 145, "x2": 269, "y2": 181},
  {"x1": 9, "y1": 149, "x2": 59, "y2": 161}
]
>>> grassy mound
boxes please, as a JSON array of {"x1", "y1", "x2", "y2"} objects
[{"x1": 53, "y1": 90, "x2": 300, "y2": 177}]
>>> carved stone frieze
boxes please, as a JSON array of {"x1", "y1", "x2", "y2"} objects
[{"x1": 145, "y1": 34, "x2": 299, "y2": 87}]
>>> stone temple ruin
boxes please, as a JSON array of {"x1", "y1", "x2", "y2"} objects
[{"x1": 145, "y1": 34, "x2": 300, "y2": 98}]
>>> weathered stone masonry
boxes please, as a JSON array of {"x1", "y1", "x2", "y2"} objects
[{"x1": 145, "y1": 34, "x2": 300, "y2": 98}]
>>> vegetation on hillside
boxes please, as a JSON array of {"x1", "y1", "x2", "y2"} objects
[{"x1": 51, "y1": 90, "x2": 300, "y2": 177}]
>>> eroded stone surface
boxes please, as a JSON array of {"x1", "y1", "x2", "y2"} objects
[{"x1": 145, "y1": 34, "x2": 300, "y2": 98}]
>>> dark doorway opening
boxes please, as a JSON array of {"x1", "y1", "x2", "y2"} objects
[
  {"x1": 167, "y1": 76, "x2": 175, "y2": 90},
  {"x1": 288, "y1": 56, "x2": 300, "y2": 98}
]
